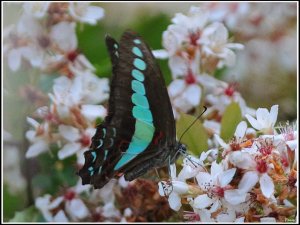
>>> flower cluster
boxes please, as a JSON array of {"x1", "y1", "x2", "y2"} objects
[
  {"x1": 3, "y1": 2, "x2": 297, "y2": 223},
  {"x1": 4, "y1": 2, "x2": 104, "y2": 72},
  {"x1": 154, "y1": 6, "x2": 249, "y2": 119},
  {"x1": 153, "y1": 4, "x2": 297, "y2": 223},
  {"x1": 159, "y1": 105, "x2": 297, "y2": 222},
  {"x1": 4, "y1": 2, "x2": 121, "y2": 222},
  {"x1": 4, "y1": 2, "x2": 109, "y2": 165}
]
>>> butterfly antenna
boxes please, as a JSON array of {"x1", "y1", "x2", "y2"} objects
[{"x1": 179, "y1": 106, "x2": 207, "y2": 142}]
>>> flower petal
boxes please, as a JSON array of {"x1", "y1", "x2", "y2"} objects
[
  {"x1": 234, "y1": 121, "x2": 247, "y2": 139},
  {"x1": 183, "y1": 84, "x2": 201, "y2": 106},
  {"x1": 85, "y1": 6, "x2": 105, "y2": 24},
  {"x1": 269, "y1": 105, "x2": 278, "y2": 126},
  {"x1": 50, "y1": 22, "x2": 77, "y2": 52},
  {"x1": 224, "y1": 189, "x2": 247, "y2": 205},
  {"x1": 168, "y1": 192, "x2": 182, "y2": 211},
  {"x1": 168, "y1": 79, "x2": 185, "y2": 97},
  {"x1": 59, "y1": 125, "x2": 80, "y2": 142},
  {"x1": 58, "y1": 142, "x2": 81, "y2": 159},
  {"x1": 53, "y1": 210, "x2": 69, "y2": 222},
  {"x1": 152, "y1": 49, "x2": 169, "y2": 59},
  {"x1": 169, "y1": 163, "x2": 177, "y2": 179},
  {"x1": 229, "y1": 151, "x2": 256, "y2": 169},
  {"x1": 81, "y1": 104, "x2": 106, "y2": 122},
  {"x1": 193, "y1": 194, "x2": 214, "y2": 209},
  {"x1": 26, "y1": 140, "x2": 48, "y2": 158},
  {"x1": 211, "y1": 161, "x2": 223, "y2": 178},
  {"x1": 173, "y1": 181, "x2": 189, "y2": 194},
  {"x1": 219, "y1": 168, "x2": 236, "y2": 187},
  {"x1": 238, "y1": 171, "x2": 259, "y2": 193},
  {"x1": 214, "y1": 134, "x2": 229, "y2": 149},
  {"x1": 66, "y1": 198, "x2": 89, "y2": 219},
  {"x1": 245, "y1": 114, "x2": 261, "y2": 130},
  {"x1": 259, "y1": 173, "x2": 274, "y2": 198},
  {"x1": 196, "y1": 172, "x2": 212, "y2": 190}
]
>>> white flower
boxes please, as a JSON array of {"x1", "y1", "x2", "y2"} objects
[
  {"x1": 230, "y1": 152, "x2": 275, "y2": 198},
  {"x1": 172, "y1": 6, "x2": 209, "y2": 33},
  {"x1": 25, "y1": 118, "x2": 51, "y2": 158},
  {"x1": 50, "y1": 22, "x2": 77, "y2": 53},
  {"x1": 35, "y1": 194, "x2": 65, "y2": 222},
  {"x1": 49, "y1": 72, "x2": 109, "y2": 120},
  {"x1": 168, "y1": 79, "x2": 201, "y2": 116},
  {"x1": 158, "y1": 164, "x2": 189, "y2": 211},
  {"x1": 35, "y1": 181, "x2": 91, "y2": 222},
  {"x1": 214, "y1": 121, "x2": 248, "y2": 156},
  {"x1": 65, "y1": 198, "x2": 89, "y2": 220},
  {"x1": 49, "y1": 76, "x2": 80, "y2": 119},
  {"x1": 194, "y1": 161, "x2": 244, "y2": 212},
  {"x1": 245, "y1": 105, "x2": 278, "y2": 134},
  {"x1": 58, "y1": 125, "x2": 95, "y2": 159},
  {"x1": 71, "y1": 69, "x2": 110, "y2": 105},
  {"x1": 23, "y1": 2, "x2": 50, "y2": 18},
  {"x1": 81, "y1": 104, "x2": 106, "y2": 122},
  {"x1": 53, "y1": 210, "x2": 69, "y2": 222},
  {"x1": 69, "y1": 2, "x2": 105, "y2": 25},
  {"x1": 205, "y1": 2, "x2": 250, "y2": 30},
  {"x1": 178, "y1": 155, "x2": 205, "y2": 181},
  {"x1": 159, "y1": 6, "x2": 209, "y2": 78},
  {"x1": 4, "y1": 13, "x2": 79, "y2": 71},
  {"x1": 4, "y1": 14, "x2": 45, "y2": 70},
  {"x1": 71, "y1": 54, "x2": 96, "y2": 72},
  {"x1": 199, "y1": 22, "x2": 244, "y2": 68}
]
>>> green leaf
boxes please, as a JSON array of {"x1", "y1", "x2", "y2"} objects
[
  {"x1": 9, "y1": 206, "x2": 43, "y2": 222},
  {"x1": 76, "y1": 23, "x2": 112, "y2": 78},
  {"x1": 31, "y1": 153, "x2": 77, "y2": 194},
  {"x1": 220, "y1": 102, "x2": 242, "y2": 142},
  {"x1": 176, "y1": 113, "x2": 208, "y2": 156},
  {"x1": 3, "y1": 185, "x2": 26, "y2": 221}
]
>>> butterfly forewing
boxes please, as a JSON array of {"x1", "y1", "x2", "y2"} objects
[{"x1": 78, "y1": 31, "x2": 176, "y2": 189}]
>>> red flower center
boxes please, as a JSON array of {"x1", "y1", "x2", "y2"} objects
[
  {"x1": 189, "y1": 31, "x2": 201, "y2": 46},
  {"x1": 259, "y1": 145, "x2": 273, "y2": 156},
  {"x1": 64, "y1": 190, "x2": 75, "y2": 201},
  {"x1": 67, "y1": 50, "x2": 79, "y2": 62},
  {"x1": 185, "y1": 69, "x2": 196, "y2": 84},
  {"x1": 281, "y1": 156, "x2": 289, "y2": 167},
  {"x1": 212, "y1": 186, "x2": 225, "y2": 197},
  {"x1": 224, "y1": 82, "x2": 238, "y2": 97},
  {"x1": 256, "y1": 159, "x2": 268, "y2": 173},
  {"x1": 80, "y1": 134, "x2": 91, "y2": 147}
]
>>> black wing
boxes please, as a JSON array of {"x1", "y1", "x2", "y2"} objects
[{"x1": 78, "y1": 31, "x2": 176, "y2": 189}]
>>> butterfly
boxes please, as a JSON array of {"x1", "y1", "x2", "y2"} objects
[{"x1": 78, "y1": 31, "x2": 186, "y2": 189}]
